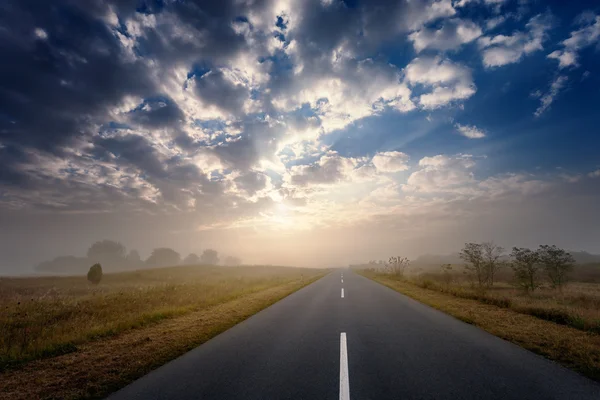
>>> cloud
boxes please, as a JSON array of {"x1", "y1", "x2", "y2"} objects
[
  {"x1": 285, "y1": 152, "x2": 361, "y2": 187},
  {"x1": 533, "y1": 75, "x2": 568, "y2": 117},
  {"x1": 372, "y1": 151, "x2": 410, "y2": 173},
  {"x1": 190, "y1": 69, "x2": 251, "y2": 117},
  {"x1": 455, "y1": 123, "x2": 486, "y2": 139},
  {"x1": 409, "y1": 19, "x2": 482, "y2": 52},
  {"x1": 403, "y1": 154, "x2": 476, "y2": 193},
  {"x1": 478, "y1": 12, "x2": 554, "y2": 67},
  {"x1": 404, "y1": 56, "x2": 476, "y2": 109},
  {"x1": 547, "y1": 13, "x2": 600, "y2": 69}
]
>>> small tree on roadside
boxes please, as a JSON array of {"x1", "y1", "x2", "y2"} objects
[
  {"x1": 482, "y1": 241, "x2": 505, "y2": 287},
  {"x1": 460, "y1": 243, "x2": 486, "y2": 288},
  {"x1": 538, "y1": 245, "x2": 575, "y2": 291},
  {"x1": 87, "y1": 263, "x2": 103, "y2": 285},
  {"x1": 386, "y1": 256, "x2": 410, "y2": 277},
  {"x1": 510, "y1": 247, "x2": 541, "y2": 293}
]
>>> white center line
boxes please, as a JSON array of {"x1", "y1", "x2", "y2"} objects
[
  {"x1": 341, "y1": 278, "x2": 344, "y2": 283},
  {"x1": 341, "y1": 288, "x2": 344, "y2": 298},
  {"x1": 340, "y1": 332, "x2": 350, "y2": 400}
]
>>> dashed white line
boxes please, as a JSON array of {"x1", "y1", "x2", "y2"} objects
[
  {"x1": 339, "y1": 333, "x2": 350, "y2": 400},
  {"x1": 341, "y1": 278, "x2": 343, "y2": 283},
  {"x1": 341, "y1": 288, "x2": 344, "y2": 298}
]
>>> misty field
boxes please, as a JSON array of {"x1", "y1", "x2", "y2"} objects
[{"x1": 0, "y1": 265, "x2": 324, "y2": 371}]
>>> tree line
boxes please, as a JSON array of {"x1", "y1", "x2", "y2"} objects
[
  {"x1": 36, "y1": 240, "x2": 242, "y2": 273},
  {"x1": 360, "y1": 242, "x2": 576, "y2": 292},
  {"x1": 458, "y1": 242, "x2": 575, "y2": 292}
]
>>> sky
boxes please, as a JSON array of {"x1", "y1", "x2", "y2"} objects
[{"x1": 1, "y1": 0, "x2": 600, "y2": 273}]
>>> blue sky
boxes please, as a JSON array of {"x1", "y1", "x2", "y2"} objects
[{"x1": 0, "y1": 0, "x2": 599, "y2": 271}]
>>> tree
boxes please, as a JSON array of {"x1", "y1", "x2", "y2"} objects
[
  {"x1": 87, "y1": 240, "x2": 127, "y2": 268},
  {"x1": 182, "y1": 253, "x2": 200, "y2": 265},
  {"x1": 460, "y1": 243, "x2": 486, "y2": 288},
  {"x1": 224, "y1": 256, "x2": 242, "y2": 266},
  {"x1": 386, "y1": 256, "x2": 410, "y2": 277},
  {"x1": 538, "y1": 245, "x2": 575, "y2": 291},
  {"x1": 125, "y1": 249, "x2": 142, "y2": 267},
  {"x1": 146, "y1": 248, "x2": 181, "y2": 267},
  {"x1": 510, "y1": 247, "x2": 541, "y2": 292},
  {"x1": 200, "y1": 249, "x2": 220, "y2": 265},
  {"x1": 482, "y1": 241, "x2": 505, "y2": 287},
  {"x1": 87, "y1": 263, "x2": 103, "y2": 284}
]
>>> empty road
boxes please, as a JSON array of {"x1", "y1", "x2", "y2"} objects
[{"x1": 108, "y1": 270, "x2": 600, "y2": 400}]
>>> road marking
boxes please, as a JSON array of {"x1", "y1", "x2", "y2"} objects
[
  {"x1": 340, "y1": 333, "x2": 350, "y2": 400},
  {"x1": 341, "y1": 288, "x2": 344, "y2": 298},
  {"x1": 341, "y1": 278, "x2": 344, "y2": 283}
]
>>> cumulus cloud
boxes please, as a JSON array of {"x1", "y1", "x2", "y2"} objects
[
  {"x1": 403, "y1": 154, "x2": 476, "y2": 193},
  {"x1": 405, "y1": 56, "x2": 476, "y2": 109},
  {"x1": 478, "y1": 12, "x2": 554, "y2": 67},
  {"x1": 409, "y1": 19, "x2": 482, "y2": 52},
  {"x1": 285, "y1": 153, "x2": 361, "y2": 187},
  {"x1": 372, "y1": 151, "x2": 410, "y2": 173},
  {"x1": 547, "y1": 13, "x2": 600, "y2": 69},
  {"x1": 455, "y1": 123, "x2": 486, "y2": 139}
]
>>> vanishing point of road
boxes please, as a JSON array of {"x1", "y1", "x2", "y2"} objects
[{"x1": 108, "y1": 270, "x2": 600, "y2": 400}]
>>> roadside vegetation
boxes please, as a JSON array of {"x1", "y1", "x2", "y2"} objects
[
  {"x1": 355, "y1": 243, "x2": 600, "y2": 380},
  {"x1": 0, "y1": 265, "x2": 325, "y2": 375}
]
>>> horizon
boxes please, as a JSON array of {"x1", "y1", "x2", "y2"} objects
[{"x1": 1, "y1": 0, "x2": 600, "y2": 275}]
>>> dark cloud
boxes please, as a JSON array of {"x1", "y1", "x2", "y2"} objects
[
  {"x1": 234, "y1": 171, "x2": 268, "y2": 195},
  {"x1": 192, "y1": 70, "x2": 249, "y2": 116},
  {"x1": 0, "y1": 1, "x2": 155, "y2": 154}
]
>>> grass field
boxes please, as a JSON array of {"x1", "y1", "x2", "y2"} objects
[
  {"x1": 0, "y1": 265, "x2": 326, "y2": 391},
  {"x1": 409, "y1": 270, "x2": 600, "y2": 333},
  {"x1": 358, "y1": 269, "x2": 600, "y2": 381}
]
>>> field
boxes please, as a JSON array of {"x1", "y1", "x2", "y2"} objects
[
  {"x1": 410, "y1": 266, "x2": 600, "y2": 333},
  {"x1": 357, "y1": 268, "x2": 600, "y2": 381},
  {"x1": 0, "y1": 265, "x2": 326, "y2": 399}
]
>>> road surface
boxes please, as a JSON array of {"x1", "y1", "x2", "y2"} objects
[{"x1": 108, "y1": 270, "x2": 600, "y2": 400}]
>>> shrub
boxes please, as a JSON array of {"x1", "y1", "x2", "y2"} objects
[{"x1": 87, "y1": 263, "x2": 103, "y2": 285}]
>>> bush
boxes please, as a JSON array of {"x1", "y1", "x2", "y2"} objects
[{"x1": 87, "y1": 263, "x2": 103, "y2": 285}]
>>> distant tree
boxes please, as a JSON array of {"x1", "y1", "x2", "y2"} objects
[
  {"x1": 482, "y1": 241, "x2": 505, "y2": 287},
  {"x1": 182, "y1": 253, "x2": 200, "y2": 265},
  {"x1": 538, "y1": 245, "x2": 575, "y2": 291},
  {"x1": 224, "y1": 256, "x2": 242, "y2": 266},
  {"x1": 200, "y1": 249, "x2": 220, "y2": 265},
  {"x1": 146, "y1": 248, "x2": 181, "y2": 267},
  {"x1": 87, "y1": 240, "x2": 127, "y2": 268},
  {"x1": 510, "y1": 247, "x2": 541, "y2": 292},
  {"x1": 386, "y1": 256, "x2": 410, "y2": 277},
  {"x1": 460, "y1": 243, "x2": 486, "y2": 288},
  {"x1": 125, "y1": 249, "x2": 142, "y2": 267},
  {"x1": 87, "y1": 263, "x2": 103, "y2": 284}
]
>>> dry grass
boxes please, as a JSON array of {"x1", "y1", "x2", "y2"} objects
[
  {"x1": 0, "y1": 276, "x2": 323, "y2": 400},
  {"x1": 409, "y1": 274, "x2": 600, "y2": 333},
  {"x1": 358, "y1": 270, "x2": 600, "y2": 381},
  {"x1": 0, "y1": 265, "x2": 325, "y2": 371}
]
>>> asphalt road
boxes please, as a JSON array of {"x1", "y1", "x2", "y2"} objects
[{"x1": 108, "y1": 270, "x2": 600, "y2": 400}]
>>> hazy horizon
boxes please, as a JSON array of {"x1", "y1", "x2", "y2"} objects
[{"x1": 1, "y1": 0, "x2": 600, "y2": 275}]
